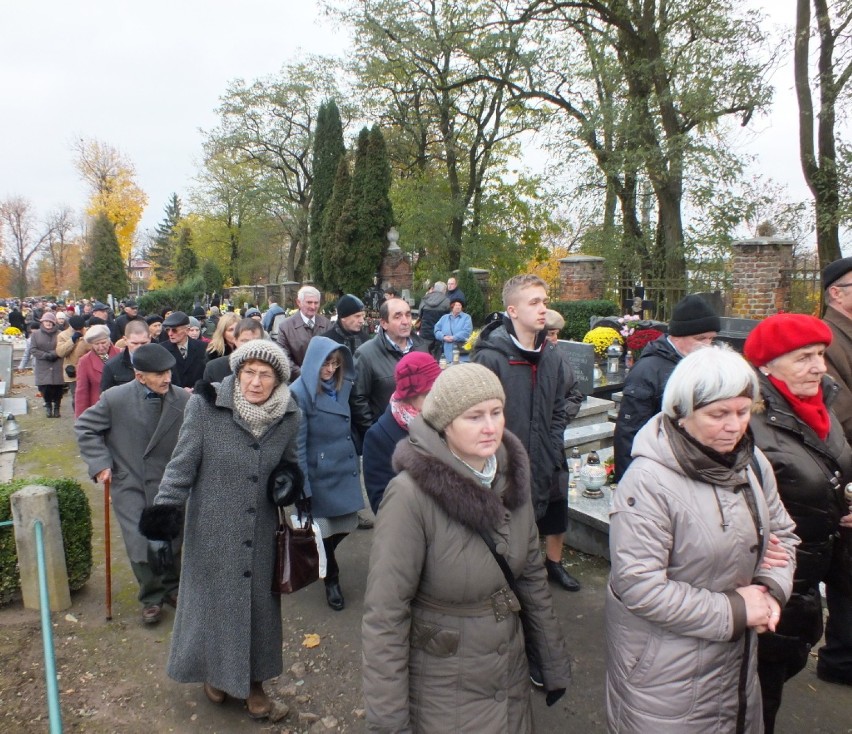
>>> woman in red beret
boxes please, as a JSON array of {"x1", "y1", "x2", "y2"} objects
[{"x1": 744, "y1": 313, "x2": 852, "y2": 732}]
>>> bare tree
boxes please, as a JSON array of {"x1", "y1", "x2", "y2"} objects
[
  {"x1": 0, "y1": 197, "x2": 52, "y2": 298},
  {"x1": 43, "y1": 206, "x2": 78, "y2": 293}
]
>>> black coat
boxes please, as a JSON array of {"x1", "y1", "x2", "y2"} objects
[
  {"x1": 472, "y1": 319, "x2": 569, "y2": 519},
  {"x1": 363, "y1": 405, "x2": 407, "y2": 514},
  {"x1": 202, "y1": 355, "x2": 231, "y2": 383},
  {"x1": 322, "y1": 321, "x2": 371, "y2": 357},
  {"x1": 351, "y1": 329, "x2": 429, "y2": 441},
  {"x1": 614, "y1": 335, "x2": 681, "y2": 479},
  {"x1": 100, "y1": 348, "x2": 136, "y2": 393},
  {"x1": 751, "y1": 375, "x2": 852, "y2": 608},
  {"x1": 163, "y1": 338, "x2": 207, "y2": 388}
]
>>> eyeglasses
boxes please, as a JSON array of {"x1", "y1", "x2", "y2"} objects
[
  {"x1": 241, "y1": 369, "x2": 276, "y2": 383},
  {"x1": 165, "y1": 326, "x2": 185, "y2": 332},
  {"x1": 832, "y1": 282, "x2": 852, "y2": 289},
  {"x1": 322, "y1": 360, "x2": 342, "y2": 369}
]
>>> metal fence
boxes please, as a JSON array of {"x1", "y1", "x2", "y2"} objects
[{"x1": 607, "y1": 270, "x2": 731, "y2": 321}]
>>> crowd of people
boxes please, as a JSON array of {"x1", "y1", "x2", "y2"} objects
[{"x1": 25, "y1": 261, "x2": 846, "y2": 730}]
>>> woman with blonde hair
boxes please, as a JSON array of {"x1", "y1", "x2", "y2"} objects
[{"x1": 205, "y1": 311, "x2": 239, "y2": 360}]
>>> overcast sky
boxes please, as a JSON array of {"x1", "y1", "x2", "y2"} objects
[{"x1": 0, "y1": 1, "x2": 834, "y2": 247}]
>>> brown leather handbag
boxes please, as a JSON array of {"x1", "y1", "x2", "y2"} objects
[{"x1": 271, "y1": 507, "x2": 319, "y2": 594}]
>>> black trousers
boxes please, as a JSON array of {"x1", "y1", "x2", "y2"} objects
[
  {"x1": 322, "y1": 533, "x2": 348, "y2": 581},
  {"x1": 38, "y1": 384, "x2": 64, "y2": 406}
]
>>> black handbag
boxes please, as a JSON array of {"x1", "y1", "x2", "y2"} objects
[{"x1": 271, "y1": 507, "x2": 319, "y2": 594}]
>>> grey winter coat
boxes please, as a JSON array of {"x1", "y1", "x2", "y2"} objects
[
  {"x1": 152, "y1": 376, "x2": 300, "y2": 699},
  {"x1": 362, "y1": 418, "x2": 572, "y2": 733},
  {"x1": 472, "y1": 319, "x2": 569, "y2": 519},
  {"x1": 606, "y1": 414, "x2": 798, "y2": 733},
  {"x1": 75, "y1": 379, "x2": 190, "y2": 563},
  {"x1": 30, "y1": 325, "x2": 64, "y2": 385},
  {"x1": 290, "y1": 337, "x2": 363, "y2": 519}
]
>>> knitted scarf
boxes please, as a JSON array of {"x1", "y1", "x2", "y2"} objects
[
  {"x1": 768, "y1": 375, "x2": 830, "y2": 441},
  {"x1": 390, "y1": 396, "x2": 420, "y2": 429},
  {"x1": 232, "y1": 379, "x2": 290, "y2": 437}
]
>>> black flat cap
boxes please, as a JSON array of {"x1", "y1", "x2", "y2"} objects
[
  {"x1": 124, "y1": 299, "x2": 137, "y2": 308},
  {"x1": 822, "y1": 257, "x2": 852, "y2": 290},
  {"x1": 162, "y1": 311, "x2": 190, "y2": 328},
  {"x1": 91, "y1": 301, "x2": 109, "y2": 312},
  {"x1": 145, "y1": 314, "x2": 163, "y2": 325},
  {"x1": 131, "y1": 343, "x2": 176, "y2": 373}
]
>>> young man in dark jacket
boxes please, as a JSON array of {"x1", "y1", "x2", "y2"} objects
[
  {"x1": 472, "y1": 274, "x2": 578, "y2": 600},
  {"x1": 613, "y1": 294, "x2": 720, "y2": 479}
]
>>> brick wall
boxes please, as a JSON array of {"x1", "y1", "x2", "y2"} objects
[
  {"x1": 379, "y1": 250, "x2": 413, "y2": 293},
  {"x1": 558, "y1": 256, "x2": 606, "y2": 301},
  {"x1": 730, "y1": 238, "x2": 795, "y2": 318}
]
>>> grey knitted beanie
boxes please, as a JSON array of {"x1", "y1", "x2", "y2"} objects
[
  {"x1": 422, "y1": 363, "x2": 505, "y2": 431},
  {"x1": 229, "y1": 340, "x2": 291, "y2": 384}
]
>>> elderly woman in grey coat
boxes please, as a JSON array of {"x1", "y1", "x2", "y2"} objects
[
  {"x1": 139, "y1": 340, "x2": 300, "y2": 720},
  {"x1": 607, "y1": 346, "x2": 799, "y2": 733},
  {"x1": 362, "y1": 363, "x2": 571, "y2": 732},
  {"x1": 290, "y1": 336, "x2": 363, "y2": 612},
  {"x1": 30, "y1": 311, "x2": 65, "y2": 417}
]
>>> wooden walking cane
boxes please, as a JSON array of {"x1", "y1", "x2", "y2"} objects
[{"x1": 104, "y1": 476, "x2": 112, "y2": 621}]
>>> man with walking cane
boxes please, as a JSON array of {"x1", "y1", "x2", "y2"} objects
[{"x1": 75, "y1": 343, "x2": 190, "y2": 624}]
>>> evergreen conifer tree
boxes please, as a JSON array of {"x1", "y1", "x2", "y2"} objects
[
  {"x1": 173, "y1": 225, "x2": 198, "y2": 282},
  {"x1": 457, "y1": 267, "x2": 486, "y2": 326},
  {"x1": 79, "y1": 213, "x2": 128, "y2": 301},
  {"x1": 149, "y1": 193, "x2": 182, "y2": 282},
  {"x1": 308, "y1": 100, "x2": 345, "y2": 289},
  {"x1": 321, "y1": 157, "x2": 353, "y2": 292}
]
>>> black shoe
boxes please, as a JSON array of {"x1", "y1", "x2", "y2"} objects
[
  {"x1": 44, "y1": 404, "x2": 52, "y2": 418},
  {"x1": 545, "y1": 560, "x2": 581, "y2": 592},
  {"x1": 324, "y1": 579, "x2": 344, "y2": 611},
  {"x1": 52, "y1": 405, "x2": 60, "y2": 418},
  {"x1": 529, "y1": 660, "x2": 544, "y2": 688}
]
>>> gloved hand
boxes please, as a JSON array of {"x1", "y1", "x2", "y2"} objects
[
  {"x1": 147, "y1": 540, "x2": 175, "y2": 575},
  {"x1": 545, "y1": 688, "x2": 565, "y2": 707},
  {"x1": 267, "y1": 460, "x2": 305, "y2": 507},
  {"x1": 43, "y1": 353, "x2": 59, "y2": 362},
  {"x1": 71, "y1": 331, "x2": 82, "y2": 343}
]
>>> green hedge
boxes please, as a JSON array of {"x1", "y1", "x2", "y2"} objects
[
  {"x1": 549, "y1": 299, "x2": 620, "y2": 341},
  {"x1": 0, "y1": 477, "x2": 93, "y2": 606},
  {"x1": 138, "y1": 274, "x2": 206, "y2": 316}
]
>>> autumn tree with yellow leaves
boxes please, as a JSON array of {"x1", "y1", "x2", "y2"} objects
[{"x1": 73, "y1": 138, "x2": 147, "y2": 264}]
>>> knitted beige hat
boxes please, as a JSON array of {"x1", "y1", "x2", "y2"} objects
[
  {"x1": 83, "y1": 324, "x2": 111, "y2": 343},
  {"x1": 422, "y1": 363, "x2": 505, "y2": 431},
  {"x1": 229, "y1": 340, "x2": 291, "y2": 384}
]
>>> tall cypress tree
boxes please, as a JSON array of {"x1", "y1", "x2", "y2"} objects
[
  {"x1": 173, "y1": 225, "x2": 198, "y2": 282},
  {"x1": 149, "y1": 193, "x2": 182, "y2": 282},
  {"x1": 308, "y1": 100, "x2": 345, "y2": 288},
  {"x1": 343, "y1": 124, "x2": 394, "y2": 296},
  {"x1": 321, "y1": 157, "x2": 353, "y2": 292},
  {"x1": 80, "y1": 213, "x2": 128, "y2": 301}
]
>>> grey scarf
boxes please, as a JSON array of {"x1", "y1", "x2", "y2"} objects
[{"x1": 232, "y1": 379, "x2": 290, "y2": 437}]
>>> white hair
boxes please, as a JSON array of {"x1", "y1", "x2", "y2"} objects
[
  {"x1": 662, "y1": 344, "x2": 759, "y2": 419},
  {"x1": 298, "y1": 286, "x2": 320, "y2": 302}
]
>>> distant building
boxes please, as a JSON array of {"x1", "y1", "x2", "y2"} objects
[{"x1": 128, "y1": 258, "x2": 152, "y2": 294}]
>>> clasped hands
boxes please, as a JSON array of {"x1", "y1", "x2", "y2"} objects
[{"x1": 735, "y1": 584, "x2": 781, "y2": 633}]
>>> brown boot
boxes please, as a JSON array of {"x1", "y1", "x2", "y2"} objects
[
  {"x1": 246, "y1": 681, "x2": 271, "y2": 719},
  {"x1": 203, "y1": 682, "x2": 225, "y2": 704}
]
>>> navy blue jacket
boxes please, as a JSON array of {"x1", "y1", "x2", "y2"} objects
[{"x1": 362, "y1": 405, "x2": 407, "y2": 514}]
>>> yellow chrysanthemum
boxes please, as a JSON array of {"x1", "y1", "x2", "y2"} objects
[{"x1": 582, "y1": 327, "x2": 623, "y2": 359}]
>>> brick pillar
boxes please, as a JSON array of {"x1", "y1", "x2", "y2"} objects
[
  {"x1": 730, "y1": 238, "x2": 795, "y2": 318},
  {"x1": 378, "y1": 250, "x2": 413, "y2": 293},
  {"x1": 558, "y1": 256, "x2": 606, "y2": 301}
]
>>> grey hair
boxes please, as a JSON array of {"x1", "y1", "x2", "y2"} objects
[
  {"x1": 298, "y1": 286, "x2": 320, "y2": 302},
  {"x1": 662, "y1": 344, "x2": 759, "y2": 419}
]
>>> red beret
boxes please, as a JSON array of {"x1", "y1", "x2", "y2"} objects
[
  {"x1": 743, "y1": 313, "x2": 832, "y2": 367},
  {"x1": 393, "y1": 352, "x2": 442, "y2": 400}
]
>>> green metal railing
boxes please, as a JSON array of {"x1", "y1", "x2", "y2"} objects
[{"x1": 1, "y1": 518, "x2": 63, "y2": 733}]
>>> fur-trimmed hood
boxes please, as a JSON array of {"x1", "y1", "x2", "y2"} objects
[{"x1": 391, "y1": 415, "x2": 531, "y2": 533}]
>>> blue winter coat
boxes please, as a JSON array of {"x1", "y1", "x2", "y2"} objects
[
  {"x1": 290, "y1": 336, "x2": 364, "y2": 519},
  {"x1": 362, "y1": 405, "x2": 407, "y2": 514}
]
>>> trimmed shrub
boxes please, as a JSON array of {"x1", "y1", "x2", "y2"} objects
[
  {"x1": 0, "y1": 477, "x2": 93, "y2": 606},
  {"x1": 138, "y1": 274, "x2": 206, "y2": 317},
  {"x1": 549, "y1": 299, "x2": 620, "y2": 341}
]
